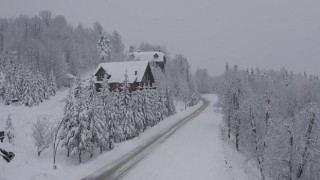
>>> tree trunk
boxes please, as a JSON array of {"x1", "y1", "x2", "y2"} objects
[
  {"x1": 288, "y1": 135, "x2": 293, "y2": 180},
  {"x1": 53, "y1": 143, "x2": 57, "y2": 169},
  {"x1": 296, "y1": 112, "x2": 315, "y2": 180},
  {"x1": 227, "y1": 115, "x2": 231, "y2": 139},
  {"x1": 235, "y1": 133, "x2": 239, "y2": 151},
  {"x1": 250, "y1": 106, "x2": 265, "y2": 180},
  {"x1": 67, "y1": 148, "x2": 70, "y2": 157},
  {"x1": 235, "y1": 117, "x2": 240, "y2": 151},
  {"x1": 260, "y1": 165, "x2": 265, "y2": 180},
  {"x1": 79, "y1": 150, "x2": 82, "y2": 164}
]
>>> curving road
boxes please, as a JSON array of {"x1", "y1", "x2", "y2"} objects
[{"x1": 82, "y1": 98, "x2": 209, "y2": 180}]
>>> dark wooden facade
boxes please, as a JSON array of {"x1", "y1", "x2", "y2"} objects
[{"x1": 95, "y1": 63, "x2": 155, "y2": 92}]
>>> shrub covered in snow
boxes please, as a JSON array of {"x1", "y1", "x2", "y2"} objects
[
  {"x1": 32, "y1": 116, "x2": 53, "y2": 156},
  {"x1": 188, "y1": 92, "x2": 201, "y2": 107},
  {"x1": 5, "y1": 114, "x2": 14, "y2": 144}
]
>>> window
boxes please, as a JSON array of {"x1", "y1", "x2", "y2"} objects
[
  {"x1": 154, "y1": 53, "x2": 159, "y2": 59},
  {"x1": 135, "y1": 71, "x2": 138, "y2": 75},
  {"x1": 97, "y1": 74, "x2": 104, "y2": 81}
]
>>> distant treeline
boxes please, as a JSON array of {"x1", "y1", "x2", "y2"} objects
[
  {"x1": 0, "y1": 10, "x2": 127, "y2": 84},
  {"x1": 0, "y1": 10, "x2": 214, "y2": 107}
]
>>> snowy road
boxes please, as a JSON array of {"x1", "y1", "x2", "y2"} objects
[
  {"x1": 82, "y1": 97, "x2": 209, "y2": 180},
  {"x1": 122, "y1": 95, "x2": 253, "y2": 180},
  {"x1": 83, "y1": 95, "x2": 255, "y2": 180}
]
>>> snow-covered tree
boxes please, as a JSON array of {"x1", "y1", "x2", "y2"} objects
[
  {"x1": 98, "y1": 32, "x2": 112, "y2": 62},
  {"x1": 60, "y1": 86, "x2": 75, "y2": 157},
  {"x1": 215, "y1": 64, "x2": 320, "y2": 180},
  {"x1": 194, "y1": 68, "x2": 213, "y2": 94},
  {"x1": 94, "y1": 98, "x2": 111, "y2": 153},
  {"x1": 99, "y1": 78, "x2": 115, "y2": 150},
  {"x1": 48, "y1": 69, "x2": 57, "y2": 96},
  {"x1": 165, "y1": 86, "x2": 176, "y2": 116},
  {"x1": 120, "y1": 71, "x2": 135, "y2": 140},
  {"x1": 131, "y1": 90, "x2": 145, "y2": 136},
  {"x1": 33, "y1": 71, "x2": 47, "y2": 104},
  {"x1": 110, "y1": 31, "x2": 125, "y2": 61},
  {"x1": 85, "y1": 78, "x2": 109, "y2": 155},
  {"x1": 141, "y1": 88, "x2": 156, "y2": 128},
  {"x1": 0, "y1": 71, "x2": 4, "y2": 98},
  {"x1": 61, "y1": 77, "x2": 90, "y2": 163},
  {"x1": 5, "y1": 114, "x2": 14, "y2": 143},
  {"x1": 112, "y1": 90, "x2": 125, "y2": 143},
  {"x1": 20, "y1": 70, "x2": 35, "y2": 107},
  {"x1": 32, "y1": 116, "x2": 53, "y2": 156},
  {"x1": 3, "y1": 82, "x2": 13, "y2": 105}
]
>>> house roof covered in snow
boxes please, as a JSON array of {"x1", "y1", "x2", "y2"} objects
[
  {"x1": 94, "y1": 61, "x2": 150, "y2": 83},
  {"x1": 127, "y1": 51, "x2": 165, "y2": 62}
]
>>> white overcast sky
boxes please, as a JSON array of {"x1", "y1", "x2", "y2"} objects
[{"x1": 1, "y1": 0, "x2": 320, "y2": 76}]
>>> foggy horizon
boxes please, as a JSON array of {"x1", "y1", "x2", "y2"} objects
[{"x1": 1, "y1": 0, "x2": 320, "y2": 76}]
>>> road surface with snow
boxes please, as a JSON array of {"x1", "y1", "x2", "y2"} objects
[
  {"x1": 83, "y1": 97, "x2": 209, "y2": 180},
  {"x1": 122, "y1": 95, "x2": 258, "y2": 180}
]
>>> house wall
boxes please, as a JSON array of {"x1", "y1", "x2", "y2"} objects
[
  {"x1": 149, "y1": 61, "x2": 165, "y2": 71},
  {"x1": 96, "y1": 68, "x2": 106, "y2": 81},
  {"x1": 94, "y1": 64, "x2": 156, "y2": 92},
  {"x1": 141, "y1": 64, "x2": 155, "y2": 87}
]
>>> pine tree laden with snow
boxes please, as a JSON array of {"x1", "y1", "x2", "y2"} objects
[
  {"x1": 20, "y1": 69, "x2": 35, "y2": 107},
  {"x1": 85, "y1": 78, "x2": 109, "y2": 155},
  {"x1": 165, "y1": 86, "x2": 176, "y2": 116},
  {"x1": 61, "y1": 77, "x2": 91, "y2": 163},
  {"x1": 99, "y1": 78, "x2": 115, "y2": 150},
  {"x1": 141, "y1": 88, "x2": 156, "y2": 128},
  {"x1": 131, "y1": 90, "x2": 145, "y2": 136},
  {"x1": 119, "y1": 71, "x2": 135, "y2": 140},
  {"x1": 60, "y1": 87, "x2": 75, "y2": 157},
  {"x1": 48, "y1": 69, "x2": 57, "y2": 96},
  {"x1": 98, "y1": 32, "x2": 112, "y2": 62}
]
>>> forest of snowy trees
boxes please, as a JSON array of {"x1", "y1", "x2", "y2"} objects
[
  {"x1": 0, "y1": 10, "x2": 128, "y2": 106},
  {"x1": 0, "y1": 11, "x2": 201, "y2": 107},
  {"x1": 0, "y1": 51, "x2": 57, "y2": 106},
  {"x1": 215, "y1": 64, "x2": 320, "y2": 180},
  {"x1": 0, "y1": 10, "x2": 126, "y2": 78},
  {"x1": 0, "y1": 10, "x2": 203, "y2": 171},
  {"x1": 58, "y1": 76, "x2": 176, "y2": 163}
]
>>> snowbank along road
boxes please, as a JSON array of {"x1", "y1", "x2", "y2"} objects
[{"x1": 82, "y1": 97, "x2": 209, "y2": 180}]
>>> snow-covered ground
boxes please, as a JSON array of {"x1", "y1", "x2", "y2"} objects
[
  {"x1": 0, "y1": 88, "x2": 203, "y2": 180},
  {"x1": 122, "y1": 94, "x2": 260, "y2": 180},
  {"x1": 0, "y1": 88, "x2": 69, "y2": 180},
  {"x1": 0, "y1": 93, "x2": 260, "y2": 180}
]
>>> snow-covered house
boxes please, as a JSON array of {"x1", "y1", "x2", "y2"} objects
[
  {"x1": 94, "y1": 61, "x2": 155, "y2": 92},
  {"x1": 127, "y1": 51, "x2": 166, "y2": 71}
]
